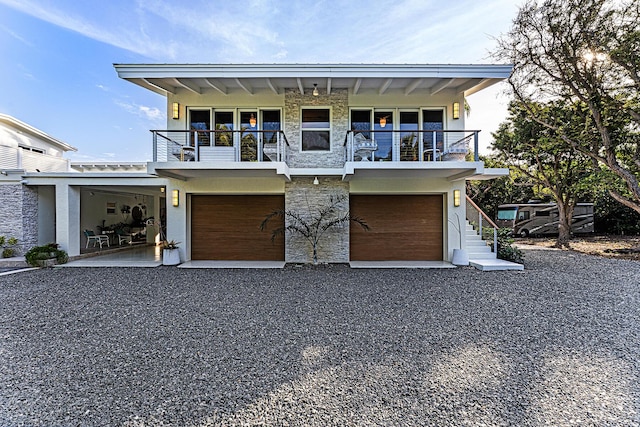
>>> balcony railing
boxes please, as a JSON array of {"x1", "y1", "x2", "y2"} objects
[
  {"x1": 344, "y1": 130, "x2": 480, "y2": 163},
  {"x1": 151, "y1": 129, "x2": 290, "y2": 163}
]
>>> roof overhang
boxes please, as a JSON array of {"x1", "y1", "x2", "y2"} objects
[
  {"x1": 148, "y1": 161, "x2": 291, "y2": 180},
  {"x1": 466, "y1": 167, "x2": 510, "y2": 180},
  {"x1": 0, "y1": 114, "x2": 77, "y2": 152},
  {"x1": 343, "y1": 161, "x2": 489, "y2": 181},
  {"x1": 114, "y1": 63, "x2": 513, "y2": 98}
]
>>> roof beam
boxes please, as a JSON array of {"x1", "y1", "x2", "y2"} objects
[
  {"x1": 430, "y1": 78, "x2": 455, "y2": 95},
  {"x1": 404, "y1": 78, "x2": 423, "y2": 95},
  {"x1": 326, "y1": 78, "x2": 332, "y2": 95},
  {"x1": 378, "y1": 78, "x2": 393, "y2": 95},
  {"x1": 266, "y1": 78, "x2": 280, "y2": 95},
  {"x1": 142, "y1": 78, "x2": 176, "y2": 94},
  {"x1": 353, "y1": 78, "x2": 362, "y2": 95},
  {"x1": 455, "y1": 78, "x2": 483, "y2": 95},
  {"x1": 174, "y1": 78, "x2": 201, "y2": 94},
  {"x1": 204, "y1": 78, "x2": 228, "y2": 95},
  {"x1": 235, "y1": 78, "x2": 253, "y2": 95},
  {"x1": 463, "y1": 78, "x2": 493, "y2": 96},
  {"x1": 297, "y1": 78, "x2": 304, "y2": 95}
]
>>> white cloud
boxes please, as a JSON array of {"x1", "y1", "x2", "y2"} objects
[{"x1": 114, "y1": 99, "x2": 165, "y2": 124}]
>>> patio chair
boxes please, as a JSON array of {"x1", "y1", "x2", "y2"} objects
[
  {"x1": 116, "y1": 229, "x2": 132, "y2": 245},
  {"x1": 353, "y1": 132, "x2": 378, "y2": 161},
  {"x1": 84, "y1": 229, "x2": 109, "y2": 248}
]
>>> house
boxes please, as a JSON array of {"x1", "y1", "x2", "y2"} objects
[
  {"x1": 109, "y1": 63, "x2": 511, "y2": 265},
  {"x1": 0, "y1": 114, "x2": 76, "y2": 254},
  {"x1": 11, "y1": 63, "x2": 511, "y2": 267}
]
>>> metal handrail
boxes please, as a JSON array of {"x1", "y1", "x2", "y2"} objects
[
  {"x1": 151, "y1": 129, "x2": 289, "y2": 162},
  {"x1": 466, "y1": 195, "x2": 498, "y2": 253},
  {"x1": 344, "y1": 129, "x2": 480, "y2": 162}
]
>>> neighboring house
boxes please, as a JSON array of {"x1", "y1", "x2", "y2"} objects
[
  {"x1": 0, "y1": 114, "x2": 76, "y2": 254},
  {"x1": 12, "y1": 63, "x2": 510, "y2": 265}
]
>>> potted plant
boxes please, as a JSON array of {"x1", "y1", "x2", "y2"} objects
[
  {"x1": 162, "y1": 240, "x2": 181, "y2": 266},
  {"x1": 0, "y1": 235, "x2": 18, "y2": 258},
  {"x1": 24, "y1": 243, "x2": 69, "y2": 267}
]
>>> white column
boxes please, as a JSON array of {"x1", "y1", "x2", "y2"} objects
[
  {"x1": 55, "y1": 183, "x2": 80, "y2": 256},
  {"x1": 165, "y1": 186, "x2": 187, "y2": 261}
]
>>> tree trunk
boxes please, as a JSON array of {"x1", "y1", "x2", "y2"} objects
[{"x1": 555, "y1": 202, "x2": 574, "y2": 248}]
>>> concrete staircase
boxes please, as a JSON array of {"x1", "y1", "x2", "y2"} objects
[{"x1": 464, "y1": 221, "x2": 524, "y2": 271}]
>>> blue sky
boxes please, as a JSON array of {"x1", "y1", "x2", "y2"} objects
[{"x1": 0, "y1": 0, "x2": 519, "y2": 162}]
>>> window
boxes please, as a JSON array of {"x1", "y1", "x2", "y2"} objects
[
  {"x1": 302, "y1": 108, "x2": 330, "y2": 151},
  {"x1": 535, "y1": 210, "x2": 551, "y2": 217},
  {"x1": 497, "y1": 208, "x2": 517, "y2": 221},
  {"x1": 214, "y1": 111, "x2": 234, "y2": 147},
  {"x1": 19, "y1": 145, "x2": 45, "y2": 154}
]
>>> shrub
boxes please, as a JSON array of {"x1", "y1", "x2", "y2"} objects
[
  {"x1": 0, "y1": 235, "x2": 19, "y2": 258},
  {"x1": 485, "y1": 227, "x2": 525, "y2": 264},
  {"x1": 24, "y1": 243, "x2": 69, "y2": 267}
]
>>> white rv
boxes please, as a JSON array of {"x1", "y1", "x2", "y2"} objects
[{"x1": 496, "y1": 203, "x2": 594, "y2": 237}]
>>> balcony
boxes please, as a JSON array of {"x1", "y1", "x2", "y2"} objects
[
  {"x1": 344, "y1": 129, "x2": 479, "y2": 163},
  {"x1": 152, "y1": 129, "x2": 290, "y2": 163}
]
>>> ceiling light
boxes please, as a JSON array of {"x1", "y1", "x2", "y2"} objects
[{"x1": 312, "y1": 84, "x2": 319, "y2": 96}]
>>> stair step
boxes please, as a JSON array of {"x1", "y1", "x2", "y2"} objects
[{"x1": 466, "y1": 252, "x2": 497, "y2": 259}]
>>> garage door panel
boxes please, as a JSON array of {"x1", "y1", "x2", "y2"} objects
[
  {"x1": 192, "y1": 195, "x2": 284, "y2": 261},
  {"x1": 350, "y1": 195, "x2": 443, "y2": 261}
]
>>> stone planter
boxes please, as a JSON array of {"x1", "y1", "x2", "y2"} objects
[
  {"x1": 452, "y1": 248, "x2": 469, "y2": 266},
  {"x1": 162, "y1": 248, "x2": 181, "y2": 266}
]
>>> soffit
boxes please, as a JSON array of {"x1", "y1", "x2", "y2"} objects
[{"x1": 114, "y1": 64, "x2": 512, "y2": 98}]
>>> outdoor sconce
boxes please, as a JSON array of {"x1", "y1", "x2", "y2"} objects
[
  {"x1": 172, "y1": 102, "x2": 180, "y2": 120},
  {"x1": 452, "y1": 102, "x2": 460, "y2": 120},
  {"x1": 312, "y1": 83, "x2": 319, "y2": 96},
  {"x1": 249, "y1": 113, "x2": 257, "y2": 128},
  {"x1": 313, "y1": 176, "x2": 319, "y2": 185},
  {"x1": 171, "y1": 189, "x2": 179, "y2": 207},
  {"x1": 453, "y1": 189, "x2": 461, "y2": 207},
  {"x1": 379, "y1": 116, "x2": 387, "y2": 128}
]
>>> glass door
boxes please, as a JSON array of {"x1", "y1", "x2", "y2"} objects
[
  {"x1": 189, "y1": 109, "x2": 211, "y2": 146},
  {"x1": 422, "y1": 110, "x2": 444, "y2": 160},
  {"x1": 399, "y1": 111, "x2": 419, "y2": 161},
  {"x1": 240, "y1": 111, "x2": 258, "y2": 161},
  {"x1": 374, "y1": 110, "x2": 393, "y2": 161},
  {"x1": 261, "y1": 110, "x2": 281, "y2": 161},
  {"x1": 213, "y1": 111, "x2": 234, "y2": 147}
]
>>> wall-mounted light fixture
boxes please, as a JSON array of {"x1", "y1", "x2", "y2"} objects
[
  {"x1": 313, "y1": 176, "x2": 319, "y2": 185},
  {"x1": 172, "y1": 102, "x2": 180, "y2": 120},
  {"x1": 379, "y1": 115, "x2": 387, "y2": 128},
  {"x1": 171, "y1": 189, "x2": 179, "y2": 207},
  {"x1": 453, "y1": 189, "x2": 461, "y2": 207},
  {"x1": 249, "y1": 113, "x2": 257, "y2": 128},
  {"x1": 452, "y1": 102, "x2": 460, "y2": 120},
  {"x1": 160, "y1": 187, "x2": 165, "y2": 193},
  {"x1": 312, "y1": 84, "x2": 319, "y2": 96}
]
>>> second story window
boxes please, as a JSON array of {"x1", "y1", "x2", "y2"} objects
[{"x1": 301, "y1": 108, "x2": 330, "y2": 151}]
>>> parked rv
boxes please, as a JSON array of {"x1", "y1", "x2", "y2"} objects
[{"x1": 496, "y1": 203, "x2": 594, "y2": 237}]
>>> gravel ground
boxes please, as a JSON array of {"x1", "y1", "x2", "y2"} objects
[{"x1": 1, "y1": 248, "x2": 639, "y2": 426}]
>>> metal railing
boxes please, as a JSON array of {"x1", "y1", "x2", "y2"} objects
[
  {"x1": 344, "y1": 129, "x2": 480, "y2": 163},
  {"x1": 466, "y1": 195, "x2": 498, "y2": 254},
  {"x1": 151, "y1": 129, "x2": 290, "y2": 163}
]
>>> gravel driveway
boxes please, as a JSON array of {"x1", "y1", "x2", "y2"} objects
[{"x1": 1, "y1": 247, "x2": 639, "y2": 426}]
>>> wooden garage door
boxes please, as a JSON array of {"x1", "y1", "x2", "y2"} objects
[
  {"x1": 350, "y1": 195, "x2": 443, "y2": 261},
  {"x1": 191, "y1": 195, "x2": 284, "y2": 260}
]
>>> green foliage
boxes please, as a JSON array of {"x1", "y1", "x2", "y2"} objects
[
  {"x1": 0, "y1": 235, "x2": 19, "y2": 258},
  {"x1": 485, "y1": 228, "x2": 525, "y2": 264},
  {"x1": 25, "y1": 243, "x2": 69, "y2": 267},
  {"x1": 162, "y1": 240, "x2": 180, "y2": 249},
  {"x1": 261, "y1": 193, "x2": 369, "y2": 264}
]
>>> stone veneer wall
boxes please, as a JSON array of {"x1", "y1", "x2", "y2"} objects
[
  {"x1": 284, "y1": 88, "x2": 348, "y2": 168},
  {"x1": 0, "y1": 183, "x2": 38, "y2": 255},
  {"x1": 285, "y1": 177, "x2": 350, "y2": 263}
]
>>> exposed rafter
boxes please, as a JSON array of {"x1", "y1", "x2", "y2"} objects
[
  {"x1": 142, "y1": 78, "x2": 176, "y2": 94},
  {"x1": 266, "y1": 78, "x2": 280, "y2": 95},
  {"x1": 204, "y1": 78, "x2": 228, "y2": 95},
  {"x1": 296, "y1": 78, "x2": 304, "y2": 95},
  {"x1": 326, "y1": 78, "x2": 332, "y2": 95},
  {"x1": 455, "y1": 78, "x2": 484, "y2": 95},
  {"x1": 174, "y1": 78, "x2": 201, "y2": 94},
  {"x1": 235, "y1": 78, "x2": 253, "y2": 95},
  {"x1": 430, "y1": 78, "x2": 455, "y2": 95},
  {"x1": 378, "y1": 78, "x2": 393, "y2": 95},
  {"x1": 353, "y1": 78, "x2": 362, "y2": 95},
  {"x1": 404, "y1": 78, "x2": 423, "y2": 95}
]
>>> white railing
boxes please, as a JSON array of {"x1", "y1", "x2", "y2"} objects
[
  {"x1": 466, "y1": 195, "x2": 498, "y2": 254},
  {"x1": 151, "y1": 129, "x2": 290, "y2": 163},
  {"x1": 0, "y1": 145, "x2": 70, "y2": 172},
  {"x1": 344, "y1": 129, "x2": 480, "y2": 163}
]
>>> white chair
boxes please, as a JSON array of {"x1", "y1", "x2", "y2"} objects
[
  {"x1": 84, "y1": 230, "x2": 109, "y2": 248},
  {"x1": 353, "y1": 133, "x2": 378, "y2": 161},
  {"x1": 116, "y1": 229, "x2": 132, "y2": 245}
]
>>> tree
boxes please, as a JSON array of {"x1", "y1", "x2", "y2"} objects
[
  {"x1": 260, "y1": 194, "x2": 369, "y2": 265},
  {"x1": 492, "y1": 101, "x2": 596, "y2": 246},
  {"x1": 494, "y1": 0, "x2": 640, "y2": 213}
]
